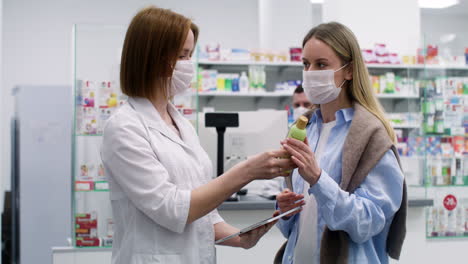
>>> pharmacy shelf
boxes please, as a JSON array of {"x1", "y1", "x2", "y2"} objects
[
  {"x1": 376, "y1": 94, "x2": 420, "y2": 99},
  {"x1": 75, "y1": 134, "x2": 103, "y2": 137},
  {"x1": 198, "y1": 59, "x2": 468, "y2": 70},
  {"x1": 391, "y1": 124, "x2": 420, "y2": 129},
  {"x1": 426, "y1": 235, "x2": 468, "y2": 240},
  {"x1": 218, "y1": 195, "x2": 433, "y2": 210},
  {"x1": 198, "y1": 91, "x2": 292, "y2": 97},
  {"x1": 75, "y1": 181, "x2": 109, "y2": 192},
  {"x1": 198, "y1": 60, "x2": 302, "y2": 67},
  {"x1": 198, "y1": 91, "x2": 421, "y2": 99}
]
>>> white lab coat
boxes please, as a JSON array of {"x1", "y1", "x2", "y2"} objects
[{"x1": 101, "y1": 97, "x2": 224, "y2": 264}]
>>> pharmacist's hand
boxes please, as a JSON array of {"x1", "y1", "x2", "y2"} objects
[
  {"x1": 239, "y1": 211, "x2": 280, "y2": 249},
  {"x1": 243, "y1": 149, "x2": 297, "y2": 180},
  {"x1": 276, "y1": 189, "x2": 305, "y2": 220},
  {"x1": 282, "y1": 137, "x2": 321, "y2": 186}
]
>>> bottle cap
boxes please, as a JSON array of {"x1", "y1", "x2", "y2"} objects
[{"x1": 296, "y1": 116, "x2": 308, "y2": 130}]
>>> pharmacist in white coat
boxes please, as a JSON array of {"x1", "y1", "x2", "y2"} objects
[{"x1": 101, "y1": 7, "x2": 297, "y2": 264}]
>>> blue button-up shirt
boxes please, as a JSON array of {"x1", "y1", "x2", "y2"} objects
[{"x1": 277, "y1": 108, "x2": 404, "y2": 264}]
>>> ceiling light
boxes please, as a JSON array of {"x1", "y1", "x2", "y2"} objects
[
  {"x1": 419, "y1": 0, "x2": 459, "y2": 9},
  {"x1": 310, "y1": 0, "x2": 323, "y2": 3}
]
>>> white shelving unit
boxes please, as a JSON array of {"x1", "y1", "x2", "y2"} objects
[
  {"x1": 197, "y1": 59, "x2": 468, "y2": 70},
  {"x1": 198, "y1": 90, "x2": 292, "y2": 97},
  {"x1": 198, "y1": 90, "x2": 420, "y2": 99},
  {"x1": 392, "y1": 124, "x2": 420, "y2": 129}
]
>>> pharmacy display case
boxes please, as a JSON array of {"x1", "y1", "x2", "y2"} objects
[
  {"x1": 421, "y1": 66, "x2": 468, "y2": 239},
  {"x1": 72, "y1": 24, "x2": 125, "y2": 248}
]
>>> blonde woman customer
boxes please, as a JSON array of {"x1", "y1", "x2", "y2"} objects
[
  {"x1": 275, "y1": 22, "x2": 407, "y2": 264},
  {"x1": 101, "y1": 6, "x2": 298, "y2": 264}
]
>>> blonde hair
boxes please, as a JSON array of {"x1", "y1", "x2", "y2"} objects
[{"x1": 302, "y1": 22, "x2": 395, "y2": 142}]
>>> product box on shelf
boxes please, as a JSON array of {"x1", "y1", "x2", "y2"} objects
[
  {"x1": 370, "y1": 73, "x2": 419, "y2": 96},
  {"x1": 427, "y1": 194, "x2": 468, "y2": 238},
  {"x1": 76, "y1": 237, "x2": 100, "y2": 247},
  {"x1": 76, "y1": 79, "x2": 125, "y2": 135},
  {"x1": 75, "y1": 212, "x2": 97, "y2": 235}
]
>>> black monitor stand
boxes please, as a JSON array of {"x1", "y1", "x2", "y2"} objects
[{"x1": 205, "y1": 113, "x2": 240, "y2": 201}]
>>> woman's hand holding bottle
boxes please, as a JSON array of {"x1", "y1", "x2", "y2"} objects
[
  {"x1": 238, "y1": 149, "x2": 297, "y2": 181},
  {"x1": 281, "y1": 137, "x2": 322, "y2": 186}
]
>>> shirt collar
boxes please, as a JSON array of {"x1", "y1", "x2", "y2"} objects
[{"x1": 310, "y1": 107, "x2": 354, "y2": 126}]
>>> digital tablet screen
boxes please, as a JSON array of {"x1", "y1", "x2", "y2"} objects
[{"x1": 215, "y1": 206, "x2": 302, "y2": 244}]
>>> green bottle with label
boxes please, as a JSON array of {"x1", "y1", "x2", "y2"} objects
[
  {"x1": 287, "y1": 116, "x2": 308, "y2": 141},
  {"x1": 285, "y1": 116, "x2": 308, "y2": 189}
]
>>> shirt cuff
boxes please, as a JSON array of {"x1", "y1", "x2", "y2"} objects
[
  {"x1": 210, "y1": 209, "x2": 225, "y2": 225},
  {"x1": 308, "y1": 170, "x2": 340, "y2": 209},
  {"x1": 172, "y1": 189, "x2": 191, "y2": 234}
]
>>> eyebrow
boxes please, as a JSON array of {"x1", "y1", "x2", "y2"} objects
[
  {"x1": 315, "y1": 57, "x2": 329, "y2": 62},
  {"x1": 302, "y1": 57, "x2": 329, "y2": 62}
]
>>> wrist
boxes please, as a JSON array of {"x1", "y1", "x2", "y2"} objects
[
  {"x1": 233, "y1": 161, "x2": 254, "y2": 183},
  {"x1": 307, "y1": 168, "x2": 321, "y2": 186}
]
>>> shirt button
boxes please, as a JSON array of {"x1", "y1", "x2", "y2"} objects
[{"x1": 288, "y1": 255, "x2": 292, "y2": 261}]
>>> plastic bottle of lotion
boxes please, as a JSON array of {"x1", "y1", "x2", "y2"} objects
[
  {"x1": 239, "y1": 71, "x2": 249, "y2": 92},
  {"x1": 284, "y1": 115, "x2": 308, "y2": 189}
]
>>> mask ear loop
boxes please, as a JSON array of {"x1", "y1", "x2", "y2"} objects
[
  {"x1": 337, "y1": 79, "x2": 347, "y2": 88},
  {"x1": 335, "y1": 62, "x2": 351, "y2": 88},
  {"x1": 334, "y1": 63, "x2": 349, "y2": 73}
]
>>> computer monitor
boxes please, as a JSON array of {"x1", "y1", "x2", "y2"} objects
[{"x1": 197, "y1": 110, "x2": 288, "y2": 198}]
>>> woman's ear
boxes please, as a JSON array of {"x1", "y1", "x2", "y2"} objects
[{"x1": 345, "y1": 63, "x2": 353, "y2": 80}]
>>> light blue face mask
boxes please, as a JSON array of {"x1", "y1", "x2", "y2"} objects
[{"x1": 302, "y1": 63, "x2": 348, "y2": 104}]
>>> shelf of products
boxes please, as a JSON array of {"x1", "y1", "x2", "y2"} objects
[
  {"x1": 198, "y1": 59, "x2": 468, "y2": 70},
  {"x1": 197, "y1": 90, "x2": 421, "y2": 99},
  {"x1": 71, "y1": 24, "x2": 128, "y2": 249},
  {"x1": 421, "y1": 66, "x2": 468, "y2": 240}
]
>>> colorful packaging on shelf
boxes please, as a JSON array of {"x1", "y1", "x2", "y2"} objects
[
  {"x1": 79, "y1": 162, "x2": 96, "y2": 181},
  {"x1": 453, "y1": 136, "x2": 465, "y2": 155},
  {"x1": 81, "y1": 80, "x2": 96, "y2": 108},
  {"x1": 97, "y1": 163, "x2": 105, "y2": 179},
  {"x1": 101, "y1": 237, "x2": 113, "y2": 247},
  {"x1": 76, "y1": 237, "x2": 100, "y2": 247},
  {"x1": 374, "y1": 43, "x2": 388, "y2": 62},
  {"x1": 406, "y1": 136, "x2": 425, "y2": 157},
  {"x1": 206, "y1": 43, "x2": 220, "y2": 61},
  {"x1": 107, "y1": 218, "x2": 114, "y2": 238},
  {"x1": 362, "y1": 49, "x2": 376, "y2": 64},
  {"x1": 97, "y1": 107, "x2": 115, "y2": 134},
  {"x1": 75, "y1": 212, "x2": 98, "y2": 242},
  {"x1": 80, "y1": 107, "x2": 97, "y2": 135},
  {"x1": 98, "y1": 81, "x2": 118, "y2": 108},
  {"x1": 289, "y1": 47, "x2": 302, "y2": 62}
]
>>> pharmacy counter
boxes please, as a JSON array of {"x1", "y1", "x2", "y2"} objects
[{"x1": 218, "y1": 195, "x2": 433, "y2": 210}]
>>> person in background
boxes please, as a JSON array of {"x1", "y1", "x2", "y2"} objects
[
  {"x1": 292, "y1": 84, "x2": 313, "y2": 121},
  {"x1": 275, "y1": 22, "x2": 407, "y2": 264},
  {"x1": 101, "y1": 6, "x2": 298, "y2": 264}
]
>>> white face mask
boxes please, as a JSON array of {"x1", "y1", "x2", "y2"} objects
[
  {"x1": 168, "y1": 60, "x2": 194, "y2": 97},
  {"x1": 302, "y1": 64, "x2": 348, "y2": 104},
  {"x1": 293, "y1": 106, "x2": 308, "y2": 121}
]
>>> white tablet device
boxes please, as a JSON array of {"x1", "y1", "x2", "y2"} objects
[{"x1": 215, "y1": 206, "x2": 302, "y2": 244}]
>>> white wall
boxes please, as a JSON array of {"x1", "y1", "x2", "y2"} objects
[
  {"x1": 322, "y1": 0, "x2": 420, "y2": 56},
  {"x1": 1, "y1": 0, "x2": 259, "y2": 191},
  {"x1": 258, "y1": 0, "x2": 312, "y2": 50},
  {"x1": 421, "y1": 13, "x2": 468, "y2": 57}
]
